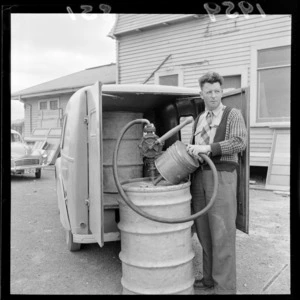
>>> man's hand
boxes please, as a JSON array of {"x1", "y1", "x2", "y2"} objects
[{"x1": 186, "y1": 144, "x2": 211, "y2": 159}]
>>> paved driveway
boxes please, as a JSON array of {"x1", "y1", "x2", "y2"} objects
[{"x1": 8, "y1": 166, "x2": 290, "y2": 295}]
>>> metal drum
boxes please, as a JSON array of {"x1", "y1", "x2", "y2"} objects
[
  {"x1": 103, "y1": 112, "x2": 143, "y2": 193},
  {"x1": 118, "y1": 178, "x2": 195, "y2": 294}
]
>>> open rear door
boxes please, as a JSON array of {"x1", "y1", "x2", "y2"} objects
[
  {"x1": 222, "y1": 87, "x2": 250, "y2": 234},
  {"x1": 86, "y1": 81, "x2": 104, "y2": 246}
]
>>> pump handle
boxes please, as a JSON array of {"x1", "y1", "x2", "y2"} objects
[{"x1": 155, "y1": 118, "x2": 193, "y2": 145}]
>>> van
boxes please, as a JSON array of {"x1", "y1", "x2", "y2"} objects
[{"x1": 55, "y1": 82, "x2": 249, "y2": 251}]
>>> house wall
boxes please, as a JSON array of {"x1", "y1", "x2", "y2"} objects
[
  {"x1": 23, "y1": 92, "x2": 72, "y2": 138},
  {"x1": 116, "y1": 14, "x2": 290, "y2": 86},
  {"x1": 114, "y1": 14, "x2": 291, "y2": 171}
]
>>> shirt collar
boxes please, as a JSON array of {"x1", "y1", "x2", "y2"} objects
[{"x1": 205, "y1": 103, "x2": 224, "y2": 117}]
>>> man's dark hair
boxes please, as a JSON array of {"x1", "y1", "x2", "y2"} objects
[{"x1": 198, "y1": 72, "x2": 224, "y2": 89}]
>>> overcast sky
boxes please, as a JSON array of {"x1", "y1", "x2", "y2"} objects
[{"x1": 11, "y1": 13, "x2": 116, "y2": 121}]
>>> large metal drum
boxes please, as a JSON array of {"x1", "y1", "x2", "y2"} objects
[
  {"x1": 118, "y1": 178, "x2": 195, "y2": 294},
  {"x1": 103, "y1": 112, "x2": 143, "y2": 193}
]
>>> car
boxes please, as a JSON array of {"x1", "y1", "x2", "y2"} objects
[{"x1": 11, "y1": 129, "x2": 48, "y2": 178}]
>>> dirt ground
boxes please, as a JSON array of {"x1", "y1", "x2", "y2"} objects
[{"x1": 7, "y1": 166, "x2": 290, "y2": 295}]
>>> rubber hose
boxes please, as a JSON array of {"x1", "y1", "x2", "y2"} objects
[{"x1": 113, "y1": 119, "x2": 219, "y2": 224}]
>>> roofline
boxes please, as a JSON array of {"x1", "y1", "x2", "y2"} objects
[
  {"x1": 11, "y1": 84, "x2": 246, "y2": 100},
  {"x1": 107, "y1": 14, "x2": 119, "y2": 39},
  {"x1": 111, "y1": 14, "x2": 202, "y2": 38},
  {"x1": 11, "y1": 63, "x2": 117, "y2": 98},
  {"x1": 11, "y1": 81, "x2": 116, "y2": 99},
  {"x1": 85, "y1": 63, "x2": 116, "y2": 70}
]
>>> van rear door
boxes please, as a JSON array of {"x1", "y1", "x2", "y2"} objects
[
  {"x1": 86, "y1": 81, "x2": 104, "y2": 246},
  {"x1": 222, "y1": 87, "x2": 250, "y2": 234}
]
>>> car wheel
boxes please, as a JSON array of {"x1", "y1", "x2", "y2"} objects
[
  {"x1": 35, "y1": 169, "x2": 41, "y2": 179},
  {"x1": 66, "y1": 230, "x2": 81, "y2": 252}
]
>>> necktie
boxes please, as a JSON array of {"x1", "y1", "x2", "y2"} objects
[{"x1": 200, "y1": 111, "x2": 212, "y2": 145}]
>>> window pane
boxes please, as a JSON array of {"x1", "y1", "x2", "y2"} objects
[
  {"x1": 50, "y1": 100, "x2": 58, "y2": 110},
  {"x1": 257, "y1": 66, "x2": 290, "y2": 122},
  {"x1": 223, "y1": 75, "x2": 241, "y2": 90},
  {"x1": 258, "y1": 46, "x2": 290, "y2": 68},
  {"x1": 40, "y1": 101, "x2": 47, "y2": 110},
  {"x1": 159, "y1": 74, "x2": 178, "y2": 86}
]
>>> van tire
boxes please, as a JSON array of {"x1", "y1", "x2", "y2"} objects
[{"x1": 66, "y1": 230, "x2": 81, "y2": 252}]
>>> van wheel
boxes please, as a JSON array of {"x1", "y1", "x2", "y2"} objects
[
  {"x1": 66, "y1": 230, "x2": 81, "y2": 252},
  {"x1": 35, "y1": 169, "x2": 41, "y2": 179}
]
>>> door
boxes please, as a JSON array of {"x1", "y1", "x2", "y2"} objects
[
  {"x1": 222, "y1": 87, "x2": 250, "y2": 234},
  {"x1": 86, "y1": 81, "x2": 104, "y2": 246}
]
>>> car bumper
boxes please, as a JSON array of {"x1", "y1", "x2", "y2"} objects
[{"x1": 11, "y1": 163, "x2": 49, "y2": 173}]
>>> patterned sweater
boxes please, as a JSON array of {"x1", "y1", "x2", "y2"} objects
[{"x1": 190, "y1": 106, "x2": 247, "y2": 171}]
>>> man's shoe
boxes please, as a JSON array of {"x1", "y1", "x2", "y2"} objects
[{"x1": 194, "y1": 278, "x2": 214, "y2": 290}]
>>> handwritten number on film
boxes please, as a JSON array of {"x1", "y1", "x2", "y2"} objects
[
  {"x1": 204, "y1": 1, "x2": 266, "y2": 22},
  {"x1": 67, "y1": 4, "x2": 111, "y2": 20}
]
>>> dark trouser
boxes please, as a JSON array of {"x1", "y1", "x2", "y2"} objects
[{"x1": 191, "y1": 168, "x2": 237, "y2": 294}]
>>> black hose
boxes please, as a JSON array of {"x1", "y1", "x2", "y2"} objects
[{"x1": 113, "y1": 119, "x2": 219, "y2": 224}]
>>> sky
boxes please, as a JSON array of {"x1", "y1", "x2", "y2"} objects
[{"x1": 11, "y1": 13, "x2": 116, "y2": 121}]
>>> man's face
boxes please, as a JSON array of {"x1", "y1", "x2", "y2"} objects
[{"x1": 200, "y1": 82, "x2": 223, "y2": 111}]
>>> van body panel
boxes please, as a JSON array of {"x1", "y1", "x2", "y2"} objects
[
  {"x1": 221, "y1": 87, "x2": 250, "y2": 234},
  {"x1": 55, "y1": 157, "x2": 71, "y2": 231},
  {"x1": 60, "y1": 88, "x2": 89, "y2": 235},
  {"x1": 86, "y1": 82, "x2": 104, "y2": 247}
]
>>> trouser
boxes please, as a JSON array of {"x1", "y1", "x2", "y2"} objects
[{"x1": 191, "y1": 168, "x2": 237, "y2": 294}]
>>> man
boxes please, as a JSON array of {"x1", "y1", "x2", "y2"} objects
[{"x1": 186, "y1": 71, "x2": 247, "y2": 294}]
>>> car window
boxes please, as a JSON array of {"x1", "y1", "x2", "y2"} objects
[{"x1": 11, "y1": 133, "x2": 22, "y2": 143}]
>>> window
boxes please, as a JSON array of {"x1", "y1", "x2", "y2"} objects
[
  {"x1": 50, "y1": 100, "x2": 58, "y2": 110},
  {"x1": 40, "y1": 101, "x2": 47, "y2": 110},
  {"x1": 257, "y1": 46, "x2": 290, "y2": 123},
  {"x1": 159, "y1": 74, "x2": 179, "y2": 86},
  {"x1": 222, "y1": 75, "x2": 241, "y2": 90},
  {"x1": 251, "y1": 39, "x2": 291, "y2": 125},
  {"x1": 38, "y1": 98, "x2": 59, "y2": 111},
  {"x1": 155, "y1": 68, "x2": 183, "y2": 86}
]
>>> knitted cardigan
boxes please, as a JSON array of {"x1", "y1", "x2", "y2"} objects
[{"x1": 190, "y1": 106, "x2": 247, "y2": 171}]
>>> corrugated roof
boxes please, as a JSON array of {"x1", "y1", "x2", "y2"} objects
[{"x1": 12, "y1": 63, "x2": 116, "y2": 98}]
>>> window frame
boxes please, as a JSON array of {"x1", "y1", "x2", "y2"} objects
[{"x1": 250, "y1": 38, "x2": 291, "y2": 127}]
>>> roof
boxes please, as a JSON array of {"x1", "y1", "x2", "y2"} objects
[
  {"x1": 67, "y1": 83, "x2": 201, "y2": 114},
  {"x1": 109, "y1": 14, "x2": 200, "y2": 38},
  {"x1": 12, "y1": 63, "x2": 116, "y2": 99},
  {"x1": 101, "y1": 83, "x2": 200, "y2": 95},
  {"x1": 70, "y1": 83, "x2": 243, "y2": 113}
]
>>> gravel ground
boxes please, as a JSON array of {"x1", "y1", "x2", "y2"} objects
[{"x1": 7, "y1": 167, "x2": 290, "y2": 295}]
